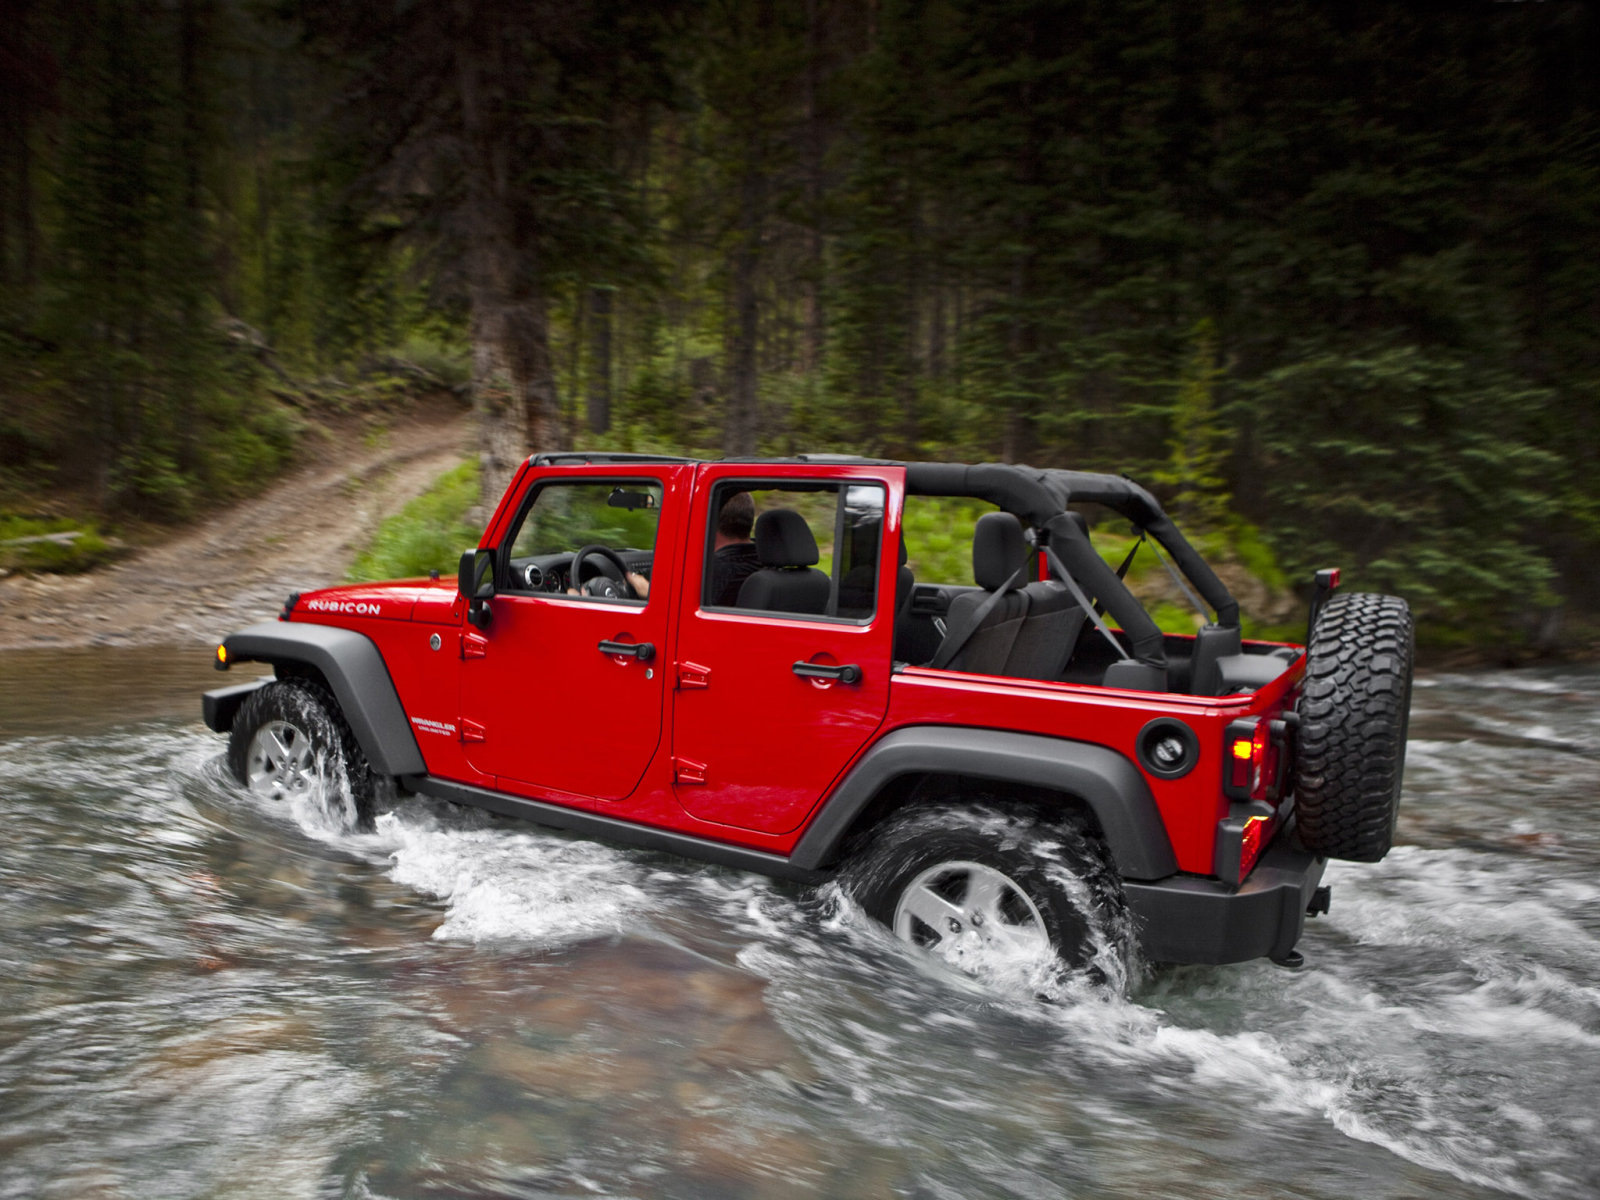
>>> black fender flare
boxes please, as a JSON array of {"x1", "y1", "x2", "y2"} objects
[
  {"x1": 790, "y1": 726, "x2": 1178, "y2": 880},
  {"x1": 213, "y1": 621, "x2": 426, "y2": 777}
]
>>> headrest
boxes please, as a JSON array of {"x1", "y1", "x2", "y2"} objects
[
  {"x1": 973, "y1": 512, "x2": 1027, "y2": 591},
  {"x1": 753, "y1": 509, "x2": 819, "y2": 568},
  {"x1": 898, "y1": 537, "x2": 908, "y2": 566}
]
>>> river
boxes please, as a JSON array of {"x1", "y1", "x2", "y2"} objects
[{"x1": 1, "y1": 648, "x2": 1596, "y2": 1199}]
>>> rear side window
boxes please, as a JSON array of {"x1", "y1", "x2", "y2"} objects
[{"x1": 703, "y1": 480, "x2": 886, "y2": 621}]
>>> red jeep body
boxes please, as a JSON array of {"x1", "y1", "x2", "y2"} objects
[{"x1": 206, "y1": 454, "x2": 1346, "y2": 967}]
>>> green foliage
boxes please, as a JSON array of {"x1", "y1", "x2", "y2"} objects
[
  {"x1": 395, "y1": 334, "x2": 471, "y2": 388},
  {"x1": 347, "y1": 461, "x2": 480, "y2": 582},
  {"x1": 3, "y1": 0, "x2": 1599, "y2": 652},
  {"x1": 1250, "y1": 344, "x2": 1561, "y2": 627},
  {"x1": 1152, "y1": 320, "x2": 1232, "y2": 529},
  {"x1": 0, "y1": 516, "x2": 113, "y2": 573},
  {"x1": 902, "y1": 497, "x2": 992, "y2": 586}
]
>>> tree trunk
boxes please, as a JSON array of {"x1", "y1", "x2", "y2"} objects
[
  {"x1": 587, "y1": 285, "x2": 612, "y2": 434},
  {"x1": 456, "y1": 18, "x2": 558, "y2": 514},
  {"x1": 801, "y1": 0, "x2": 825, "y2": 375},
  {"x1": 725, "y1": 157, "x2": 765, "y2": 456}
]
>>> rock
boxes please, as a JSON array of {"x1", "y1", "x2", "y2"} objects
[{"x1": 151, "y1": 1015, "x2": 321, "y2": 1072}]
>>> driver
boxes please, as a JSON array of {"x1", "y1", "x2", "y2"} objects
[
  {"x1": 567, "y1": 561, "x2": 650, "y2": 599},
  {"x1": 565, "y1": 491, "x2": 756, "y2": 603}
]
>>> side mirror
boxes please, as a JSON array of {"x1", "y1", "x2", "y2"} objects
[{"x1": 458, "y1": 548, "x2": 495, "y2": 629}]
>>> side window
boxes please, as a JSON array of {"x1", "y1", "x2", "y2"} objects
[
  {"x1": 504, "y1": 479, "x2": 663, "y2": 599},
  {"x1": 702, "y1": 480, "x2": 885, "y2": 620}
]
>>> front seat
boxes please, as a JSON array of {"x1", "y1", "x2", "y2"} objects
[
  {"x1": 737, "y1": 510, "x2": 831, "y2": 615},
  {"x1": 928, "y1": 512, "x2": 1031, "y2": 675}
]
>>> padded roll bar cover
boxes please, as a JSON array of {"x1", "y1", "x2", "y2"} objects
[
  {"x1": 1043, "y1": 511, "x2": 1166, "y2": 665},
  {"x1": 221, "y1": 620, "x2": 426, "y2": 777},
  {"x1": 790, "y1": 726, "x2": 1180, "y2": 880},
  {"x1": 1036, "y1": 470, "x2": 1240, "y2": 628},
  {"x1": 903, "y1": 462, "x2": 1240, "y2": 632}
]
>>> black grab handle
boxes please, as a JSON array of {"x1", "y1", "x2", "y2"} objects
[
  {"x1": 792, "y1": 661, "x2": 862, "y2": 685},
  {"x1": 598, "y1": 639, "x2": 655, "y2": 662}
]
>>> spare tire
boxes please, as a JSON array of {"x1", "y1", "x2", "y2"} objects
[{"x1": 1294, "y1": 591, "x2": 1415, "y2": 862}]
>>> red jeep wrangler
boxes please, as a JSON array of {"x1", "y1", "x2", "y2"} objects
[{"x1": 203, "y1": 454, "x2": 1413, "y2": 976}]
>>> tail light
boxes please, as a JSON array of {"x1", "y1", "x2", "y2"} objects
[
  {"x1": 1215, "y1": 810, "x2": 1272, "y2": 885},
  {"x1": 1217, "y1": 715, "x2": 1297, "y2": 884},
  {"x1": 1224, "y1": 718, "x2": 1275, "y2": 800}
]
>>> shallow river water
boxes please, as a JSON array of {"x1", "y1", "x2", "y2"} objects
[{"x1": 1, "y1": 648, "x2": 1597, "y2": 1200}]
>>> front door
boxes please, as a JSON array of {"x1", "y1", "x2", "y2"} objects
[
  {"x1": 459, "y1": 466, "x2": 688, "y2": 801},
  {"x1": 670, "y1": 464, "x2": 903, "y2": 836}
]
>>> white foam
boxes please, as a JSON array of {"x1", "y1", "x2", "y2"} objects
[{"x1": 375, "y1": 809, "x2": 649, "y2": 945}]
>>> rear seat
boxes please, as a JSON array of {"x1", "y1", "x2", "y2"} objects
[{"x1": 931, "y1": 513, "x2": 1089, "y2": 681}]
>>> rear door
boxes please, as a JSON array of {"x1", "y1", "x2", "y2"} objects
[{"x1": 668, "y1": 464, "x2": 903, "y2": 836}]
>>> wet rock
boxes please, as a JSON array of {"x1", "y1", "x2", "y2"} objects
[
  {"x1": 671, "y1": 1119, "x2": 834, "y2": 1199},
  {"x1": 150, "y1": 1014, "x2": 321, "y2": 1071},
  {"x1": 475, "y1": 1037, "x2": 661, "y2": 1102},
  {"x1": 697, "y1": 1015, "x2": 814, "y2": 1079}
]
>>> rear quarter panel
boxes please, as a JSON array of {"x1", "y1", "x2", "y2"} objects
[{"x1": 883, "y1": 661, "x2": 1305, "y2": 875}]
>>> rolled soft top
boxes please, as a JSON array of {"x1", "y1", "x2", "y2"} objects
[{"x1": 902, "y1": 462, "x2": 1239, "y2": 668}]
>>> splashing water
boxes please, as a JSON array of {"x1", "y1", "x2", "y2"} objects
[{"x1": 0, "y1": 653, "x2": 1596, "y2": 1199}]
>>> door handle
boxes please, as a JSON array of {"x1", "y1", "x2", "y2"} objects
[
  {"x1": 792, "y1": 661, "x2": 862, "y2": 685},
  {"x1": 598, "y1": 639, "x2": 655, "y2": 662}
]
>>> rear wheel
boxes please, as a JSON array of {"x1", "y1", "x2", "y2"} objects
[
  {"x1": 846, "y1": 805, "x2": 1129, "y2": 985},
  {"x1": 227, "y1": 679, "x2": 376, "y2": 831},
  {"x1": 1295, "y1": 591, "x2": 1415, "y2": 862}
]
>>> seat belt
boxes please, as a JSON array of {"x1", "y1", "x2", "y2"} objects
[
  {"x1": 1147, "y1": 538, "x2": 1212, "y2": 624},
  {"x1": 1094, "y1": 532, "x2": 1144, "y2": 618},
  {"x1": 928, "y1": 567, "x2": 1027, "y2": 671},
  {"x1": 1043, "y1": 544, "x2": 1132, "y2": 661}
]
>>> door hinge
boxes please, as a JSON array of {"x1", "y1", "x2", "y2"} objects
[
  {"x1": 676, "y1": 661, "x2": 711, "y2": 689},
  {"x1": 459, "y1": 718, "x2": 487, "y2": 744},
  {"x1": 672, "y1": 756, "x2": 708, "y2": 785},
  {"x1": 460, "y1": 631, "x2": 489, "y2": 660}
]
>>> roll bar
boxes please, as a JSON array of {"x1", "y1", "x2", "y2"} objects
[{"x1": 902, "y1": 463, "x2": 1240, "y2": 669}]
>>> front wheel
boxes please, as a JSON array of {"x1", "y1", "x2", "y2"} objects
[
  {"x1": 845, "y1": 806, "x2": 1130, "y2": 987},
  {"x1": 227, "y1": 679, "x2": 376, "y2": 831}
]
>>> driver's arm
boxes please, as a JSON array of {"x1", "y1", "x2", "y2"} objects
[{"x1": 626, "y1": 571, "x2": 650, "y2": 598}]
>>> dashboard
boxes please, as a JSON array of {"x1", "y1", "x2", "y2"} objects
[{"x1": 508, "y1": 548, "x2": 653, "y2": 595}]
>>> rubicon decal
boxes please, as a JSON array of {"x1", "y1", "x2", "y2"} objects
[{"x1": 304, "y1": 599, "x2": 383, "y2": 616}]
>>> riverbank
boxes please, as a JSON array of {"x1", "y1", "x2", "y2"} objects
[{"x1": 0, "y1": 400, "x2": 471, "y2": 652}]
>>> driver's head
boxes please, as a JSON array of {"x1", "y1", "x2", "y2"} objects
[{"x1": 717, "y1": 491, "x2": 755, "y2": 541}]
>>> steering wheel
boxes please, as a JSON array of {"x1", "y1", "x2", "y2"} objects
[{"x1": 569, "y1": 544, "x2": 636, "y2": 599}]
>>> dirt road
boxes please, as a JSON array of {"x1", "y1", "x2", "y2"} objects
[{"x1": 0, "y1": 404, "x2": 473, "y2": 651}]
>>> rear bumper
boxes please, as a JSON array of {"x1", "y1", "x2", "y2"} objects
[{"x1": 1122, "y1": 838, "x2": 1327, "y2": 965}]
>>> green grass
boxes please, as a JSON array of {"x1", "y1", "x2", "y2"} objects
[
  {"x1": 0, "y1": 515, "x2": 114, "y2": 573},
  {"x1": 902, "y1": 496, "x2": 991, "y2": 585},
  {"x1": 346, "y1": 460, "x2": 480, "y2": 582}
]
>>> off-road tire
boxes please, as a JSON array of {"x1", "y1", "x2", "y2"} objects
[
  {"x1": 1295, "y1": 591, "x2": 1414, "y2": 862},
  {"x1": 227, "y1": 678, "x2": 377, "y2": 831},
  {"x1": 845, "y1": 805, "x2": 1130, "y2": 983}
]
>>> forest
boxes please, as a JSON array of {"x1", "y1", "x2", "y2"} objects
[{"x1": 1, "y1": 0, "x2": 1596, "y2": 650}]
